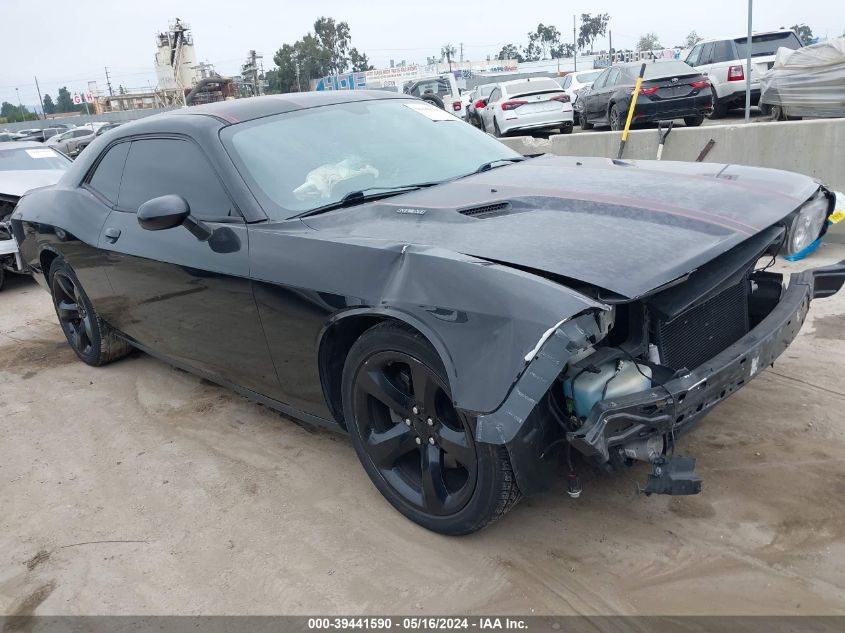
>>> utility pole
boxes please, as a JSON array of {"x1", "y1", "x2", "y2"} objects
[
  {"x1": 609, "y1": 30, "x2": 613, "y2": 64},
  {"x1": 15, "y1": 88, "x2": 23, "y2": 122},
  {"x1": 573, "y1": 15, "x2": 577, "y2": 71},
  {"x1": 459, "y1": 42, "x2": 464, "y2": 63},
  {"x1": 744, "y1": 0, "x2": 753, "y2": 122},
  {"x1": 104, "y1": 66, "x2": 114, "y2": 96},
  {"x1": 34, "y1": 76, "x2": 46, "y2": 120}
]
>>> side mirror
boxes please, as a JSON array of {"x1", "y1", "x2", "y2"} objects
[
  {"x1": 138, "y1": 195, "x2": 190, "y2": 230},
  {"x1": 137, "y1": 194, "x2": 213, "y2": 241}
]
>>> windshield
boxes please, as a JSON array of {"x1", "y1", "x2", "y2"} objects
[
  {"x1": 222, "y1": 98, "x2": 519, "y2": 219},
  {"x1": 507, "y1": 79, "x2": 561, "y2": 95},
  {"x1": 0, "y1": 147, "x2": 71, "y2": 171},
  {"x1": 734, "y1": 32, "x2": 802, "y2": 58},
  {"x1": 576, "y1": 71, "x2": 602, "y2": 83}
]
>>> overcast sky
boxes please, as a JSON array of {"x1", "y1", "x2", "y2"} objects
[{"x1": 2, "y1": 0, "x2": 840, "y2": 108}]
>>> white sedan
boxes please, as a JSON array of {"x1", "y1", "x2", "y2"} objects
[{"x1": 479, "y1": 77, "x2": 574, "y2": 136}]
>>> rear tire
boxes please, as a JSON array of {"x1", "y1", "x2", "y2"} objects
[
  {"x1": 684, "y1": 115, "x2": 705, "y2": 127},
  {"x1": 342, "y1": 322, "x2": 521, "y2": 535},
  {"x1": 560, "y1": 123, "x2": 574, "y2": 135},
  {"x1": 609, "y1": 104, "x2": 623, "y2": 131},
  {"x1": 580, "y1": 113, "x2": 594, "y2": 130},
  {"x1": 49, "y1": 258, "x2": 132, "y2": 366}
]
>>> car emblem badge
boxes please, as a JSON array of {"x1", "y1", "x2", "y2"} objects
[
  {"x1": 671, "y1": 77, "x2": 679, "y2": 83},
  {"x1": 396, "y1": 208, "x2": 427, "y2": 215}
]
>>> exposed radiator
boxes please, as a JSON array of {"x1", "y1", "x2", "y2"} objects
[{"x1": 653, "y1": 280, "x2": 750, "y2": 371}]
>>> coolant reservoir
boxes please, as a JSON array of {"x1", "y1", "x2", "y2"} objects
[{"x1": 563, "y1": 359, "x2": 652, "y2": 419}]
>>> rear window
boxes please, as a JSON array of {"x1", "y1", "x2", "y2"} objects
[
  {"x1": 734, "y1": 32, "x2": 802, "y2": 58},
  {"x1": 507, "y1": 79, "x2": 562, "y2": 96},
  {"x1": 0, "y1": 147, "x2": 71, "y2": 171},
  {"x1": 625, "y1": 61, "x2": 698, "y2": 80},
  {"x1": 576, "y1": 71, "x2": 602, "y2": 83}
]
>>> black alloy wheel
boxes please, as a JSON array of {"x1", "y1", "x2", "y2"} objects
[
  {"x1": 49, "y1": 258, "x2": 132, "y2": 366},
  {"x1": 609, "y1": 104, "x2": 622, "y2": 131},
  {"x1": 342, "y1": 323, "x2": 520, "y2": 534},
  {"x1": 52, "y1": 267, "x2": 95, "y2": 358}
]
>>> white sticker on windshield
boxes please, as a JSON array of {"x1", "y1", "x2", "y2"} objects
[
  {"x1": 25, "y1": 148, "x2": 55, "y2": 159},
  {"x1": 403, "y1": 102, "x2": 457, "y2": 121}
]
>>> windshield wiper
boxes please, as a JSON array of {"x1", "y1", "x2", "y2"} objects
[
  {"x1": 295, "y1": 182, "x2": 442, "y2": 218},
  {"x1": 464, "y1": 156, "x2": 527, "y2": 177}
]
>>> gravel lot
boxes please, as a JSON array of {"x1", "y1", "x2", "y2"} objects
[{"x1": 1, "y1": 244, "x2": 845, "y2": 616}]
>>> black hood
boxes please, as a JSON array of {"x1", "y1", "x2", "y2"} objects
[{"x1": 301, "y1": 155, "x2": 820, "y2": 298}]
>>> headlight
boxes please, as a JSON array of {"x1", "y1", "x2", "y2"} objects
[{"x1": 787, "y1": 193, "x2": 829, "y2": 256}]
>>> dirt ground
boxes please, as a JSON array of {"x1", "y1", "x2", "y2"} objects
[{"x1": 1, "y1": 245, "x2": 844, "y2": 617}]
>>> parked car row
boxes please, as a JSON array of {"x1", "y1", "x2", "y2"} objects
[
  {"x1": 0, "y1": 121, "x2": 123, "y2": 156},
  {"x1": 466, "y1": 77, "x2": 575, "y2": 136}
]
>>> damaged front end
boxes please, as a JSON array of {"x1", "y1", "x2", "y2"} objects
[{"x1": 477, "y1": 227, "x2": 845, "y2": 497}]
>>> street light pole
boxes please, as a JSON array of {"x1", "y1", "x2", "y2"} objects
[
  {"x1": 745, "y1": 0, "x2": 753, "y2": 122},
  {"x1": 15, "y1": 87, "x2": 23, "y2": 122}
]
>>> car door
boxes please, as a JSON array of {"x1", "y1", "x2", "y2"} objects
[
  {"x1": 583, "y1": 69, "x2": 609, "y2": 122},
  {"x1": 483, "y1": 87, "x2": 501, "y2": 129},
  {"x1": 592, "y1": 68, "x2": 618, "y2": 124},
  {"x1": 96, "y1": 136, "x2": 281, "y2": 398}
]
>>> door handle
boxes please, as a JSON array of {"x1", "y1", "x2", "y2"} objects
[{"x1": 104, "y1": 227, "x2": 121, "y2": 243}]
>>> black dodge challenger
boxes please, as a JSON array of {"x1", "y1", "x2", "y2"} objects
[{"x1": 10, "y1": 91, "x2": 845, "y2": 534}]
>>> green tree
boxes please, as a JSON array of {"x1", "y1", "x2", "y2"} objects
[
  {"x1": 55, "y1": 86, "x2": 75, "y2": 113},
  {"x1": 524, "y1": 23, "x2": 562, "y2": 60},
  {"x1": 578, "y1": 13, "x2": 610, "y2": 52},
  {"x1": 270, "y1": 17, "x2": 369, "y2": 93},
  {"x1": 790, "y1": 24, "x2": 814, "y2": 45},
  {"x1": 314, "y1": 17, "x2": 352, "y2": 75},
  {"x1": 496, "y1": 43, "x2": 524, "y2": 62},
  {"x1": 637, "y1": 32, "x2": 662, "y2": 51},
  {"x1": 42, "y1": 94, "x2": 56, "y2": 115},
  {"x1": 685, "y1": 31, "x2": 703, "y2": 47},
  {"x1": 349, "y1": 48, "x2": 373, "y2": 72},
  {"x1": 0, "y1": 102, "x2": 37, "y2": 122}
]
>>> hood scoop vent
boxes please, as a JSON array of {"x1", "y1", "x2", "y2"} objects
[{"x1": 458, "y1": 202, "x2": 514, "y2": 219}]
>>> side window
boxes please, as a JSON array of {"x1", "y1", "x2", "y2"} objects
[
  {"x1": 562, "y1": 75, "x2": 571, "y2": 89},
  {"x1": 74, "y1": 129, "x2": 90, "y2": 138},
  {"x1": 117, "y1": 139, "x2": 235, "y2": 219},
  {"x1": 606, "y1": 68, "x2": 621, "y2": 86},
  {"x1": 408, "y1": 83, "x2": 422, "y2": 97},
  {"x1": 591, "y1": 70, "x2": 609, "y2": 89},
  {"x1": 488, "y1": 88, "x2": 501, "y2": 103},
  {"x1": 712, "y1": 40, "x2": 735, "y2": 63},
  {"x1": 686, "y1": 44, "x2": 703, "y2": 66},
  {"x1": 699, "y1": 42, "x2": 715, "y2": 65},
  {"x1": 88, "y1": 142, "x2": 130, "y2": 205}
]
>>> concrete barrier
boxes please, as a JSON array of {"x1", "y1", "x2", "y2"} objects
[{"x1": 500, "y1": 118, "x2": 845, "y2": 243}]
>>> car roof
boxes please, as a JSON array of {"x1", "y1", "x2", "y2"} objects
[
  {"x1": 696, "y1": 29, "x2": 797, "y2": 44},
  {"x1": 0, "y1": 140, "x2": 45, "y2": 149},
  {"x1": 167, "y1": 90, "x2": 413, "y2": 124},
  {"x1": 499, "y1": 77, "x2": 559, "y2": 86}
]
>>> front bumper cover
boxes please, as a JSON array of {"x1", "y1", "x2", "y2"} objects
[{"x1": 478, "y1": 259, "x2": 845, "y2": 494}]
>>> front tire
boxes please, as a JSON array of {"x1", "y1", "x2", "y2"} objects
[
  {"x1": 342, "y1": 322, "x2": 521, "y2": 535},
  {"x1": 684, "y1": 115, "x2": 705, "y2": 127},
  {"x1": 49, "y1": 258, "x2": 132, "y2": 366},
  {"x1": 706, "y1": 88, "x2": 727, "y2": 119}
]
